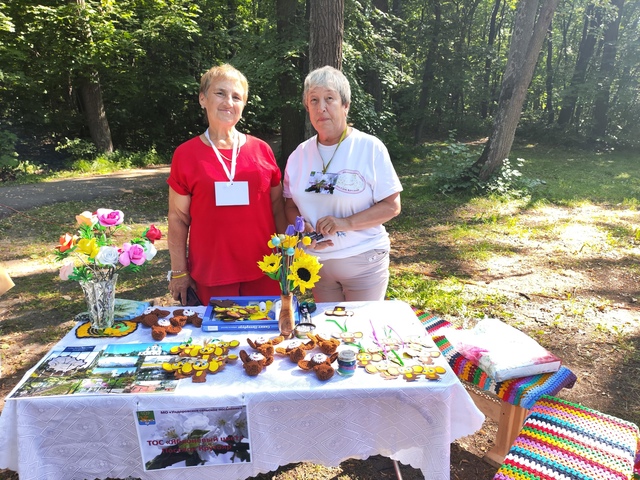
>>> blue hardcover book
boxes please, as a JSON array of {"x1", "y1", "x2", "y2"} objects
[{"x1": 201, "y1": 296, "x2": 299, "y2": 332}]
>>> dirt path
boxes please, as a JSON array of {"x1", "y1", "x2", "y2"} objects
[{"x1": 0, "y1": 166, "x2": 170, "y2": 220}]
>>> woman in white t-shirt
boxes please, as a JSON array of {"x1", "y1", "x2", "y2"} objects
[{"x1": 283, "y1": 66, "x2": 402, "y2": 302}]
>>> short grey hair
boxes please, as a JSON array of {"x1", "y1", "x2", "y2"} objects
[
  {"x1": 200, "y1": 64, "x2": 249, "y2": 103},
  {"x1": 303, "y1": 66, "x2": 351, "y2": 108}
]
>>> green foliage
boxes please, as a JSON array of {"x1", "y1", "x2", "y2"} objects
[
  {"x1": 1, "y1": 0, "x2": 639, "y2": 160},
  {"x1": 431, "y1": 133, "x2": 539, "y2": 197},
  {"x1": 55, "y1": 138, "x2": 98, "y2": 160},
  {"x1": 54, "y1": 137, "x2": 166, "y2": 174},
  {"x1": 0, "y1": 129, "x2": 19, "y2": 169}
]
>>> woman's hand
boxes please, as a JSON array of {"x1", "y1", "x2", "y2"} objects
[
  {"x1": 309, "y1": 238, "x2": 334, "y2": 250},
  {"x1": 315, "y1": 215, "x2": 349, "y2": 236},
  {"x1": 169, "y1": 274, "x2": 196, "y2": 305}
]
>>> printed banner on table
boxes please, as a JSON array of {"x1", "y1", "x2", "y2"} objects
[{"x1": 135, "y1": 405, "x2": 251, "y2": 471}]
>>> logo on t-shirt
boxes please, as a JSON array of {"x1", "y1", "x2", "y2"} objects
[{"x1": 335, "y1": 170, "x2": 365, "y2": 193}]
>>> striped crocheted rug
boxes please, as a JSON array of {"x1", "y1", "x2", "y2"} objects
[
  {"x1": 415, "y1": 310, "x2": 577, "y2": 410},
  {"x1": 494, "y1": 395, "x2": 640, "y2": 480}
]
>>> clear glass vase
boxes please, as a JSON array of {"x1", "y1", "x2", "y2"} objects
[{"x1": 79, "y1": 274, "x2": 118, "y2": 330}]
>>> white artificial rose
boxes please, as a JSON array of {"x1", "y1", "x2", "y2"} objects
[
  {"x1": 94, "y1": 246, "x2": 119, "y2": 267},
  {"x1": 142, "y1": 241, "x2": 157, "y2": 261}
]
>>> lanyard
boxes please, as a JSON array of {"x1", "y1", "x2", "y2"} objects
[
  {"x1": 204, "y1": 129, "x2": 239, "y2": 184},
  {"x1": 317, "y1": 128, "x2": 347, "y2": 174}
]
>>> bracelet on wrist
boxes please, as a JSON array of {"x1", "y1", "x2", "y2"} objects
[{"x1": 167, "y1": 270, "x2": 189, "y2": 281}]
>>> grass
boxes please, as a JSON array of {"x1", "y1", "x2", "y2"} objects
[{"x1": 3, "y1": 139, "x2": 639, "y2": 326}]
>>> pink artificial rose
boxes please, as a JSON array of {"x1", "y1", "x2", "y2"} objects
[
  {"x1": 119, "y1": 243, "x2": 146, "y2": 267},
  {"x1": 76, "y1": 211, "x2": 97, "y2": 227},
  {"x1": 96, "y1": 208, "x2": 124, "y2": 227},
  {"x1": 59, "y1": 262, "x2": 74, "y2": 280},
  {"x1": 145, "y1": 225, "x2": 162, "y2": 243}
]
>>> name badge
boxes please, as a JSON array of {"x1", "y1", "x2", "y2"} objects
[{"x1": 214, "y1": 181, "x2": 249, "y2": 206}]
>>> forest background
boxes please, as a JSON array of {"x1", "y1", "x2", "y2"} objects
[
  {"x1": 0, "y1": 0, "x2": 638, "y2": 177},
  {"x1": 1, "y1": 1, "x2": 639, "y2": 478}
]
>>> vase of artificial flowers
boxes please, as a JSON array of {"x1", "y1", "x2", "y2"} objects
[
  {"x1": 79, "y1": 274, "x2": 119, "y2": 330},
  {"x1": 258, "y1": 216, "x2": 322, "y2": 338},
  {"x1": 55, "y1": 208, "x2": 162, "y2": 330}
]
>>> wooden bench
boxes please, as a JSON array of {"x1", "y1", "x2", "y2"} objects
[
  {"x1": 493, "y1": 395, "x2": 640, "y2": 479},
  {"x1": 418, "y1": 311, "x2": 578, "y2": 466}
]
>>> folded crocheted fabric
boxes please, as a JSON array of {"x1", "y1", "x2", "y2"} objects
[{"x1": 417, "y1": 311, "x2": 576, "y2": 409}]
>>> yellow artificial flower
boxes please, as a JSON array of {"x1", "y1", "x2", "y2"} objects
[
  {"x1": 288, "y1": 254, "x2": 322, "y2": 293},
  {"x1": 257, "y1": 253, "x2": 281, "y2": 274},
  {"x1": 281, "y1": 235, "x2": 299, "y2": 249},
  {"x1": 76, "y1": 238, "x2": 100, "y2": 258}
]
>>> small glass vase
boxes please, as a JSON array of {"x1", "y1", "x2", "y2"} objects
[
  {"x1": 278, "y1": 292, "x2": 296, "y2": 339},
  {"x1": 79, "y1": 274, "x2": 118, "y2": 330}
]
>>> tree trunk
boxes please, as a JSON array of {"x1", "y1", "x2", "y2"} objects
[
  {"x1": 75, "y1": 0, "x2": 113, "y2": 153},
  {"x1": 591, "y1": 0, "x2": 624, "y2": 140},
  {"x1": 481, "y1": 0, "x2": 502, "y2": 119},
  {"x1": 413, "y1": 0, "x2": 441, "y2": 144},
  {"x1": 545, "y1": 24, "x2": 554, "y2": 125},
  {"x1": 277, "y1": 0, "x2": 305, "y2": 167},
  {"x1": 309, "y1": 0, "x2": 344, "y2": 70},
  {"x1": 307, "y1": 0, "x2": 344, "y2": 138},
  {"x1": 470, "y1": 0, "x2": 560, "y2": 182},
  {"x1": 364, "y1": 0, "x2": 388, "y2": 113},
  {"x1": 79, "y1": 73, "x2": 113, "y2": 153},
  {"x1": 557, "y1": 4, "x2": 601, "y2": 127}
]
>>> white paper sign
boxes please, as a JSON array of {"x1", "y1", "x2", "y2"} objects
[
  {"x1": 214, "y1": 180, "x2": 249, "y2": 205},
  {"x1": 135, "y1": 405, "x2": 251, "y2": 471}
]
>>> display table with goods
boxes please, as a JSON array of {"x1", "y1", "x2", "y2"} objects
[{"x1": 0, "y1": 300, "x2": 484, "y2": 480}]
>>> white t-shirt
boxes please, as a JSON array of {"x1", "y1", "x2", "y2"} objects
[{"x1": 283, "y1": 128, "x2": 403, "y2": 261}]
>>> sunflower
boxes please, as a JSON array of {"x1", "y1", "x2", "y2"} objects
[
  {"x1": 288, "y1": 254, "x2": 322, "y2": 293},
  {"x1": 257, "y1": 253, "x2": 281, "y2": 278}
]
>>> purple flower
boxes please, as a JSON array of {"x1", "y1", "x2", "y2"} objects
[
  {"x1": 119, "y1": 243, "x2": 146, "y2": 266},
  {"x1": 96, "y1": 208, "x2": 124, "y2": 227},
  {"x1": 295, "y1": 216, "x2": 305, "y2": 233},
  {"x1": 285, "y1": 224, "x2": 295, "y2": 236}
]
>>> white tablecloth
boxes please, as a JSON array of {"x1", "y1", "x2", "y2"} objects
[{"x1": 0, "y1": 300, "x2": 484, "y2": 480}]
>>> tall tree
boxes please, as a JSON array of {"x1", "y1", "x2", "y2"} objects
[
  {"x1": 306, "y1": 0, "x2": 344, "y2": 138},
  {"x1": 413, "y1": 0, "x2": 441, "y2": 144},
  {"x1": 481, "y1": 0, "x2": 503, "y2": 119},
  {"x1": 277, "y1": 0, "x2": 305, "y2": 166},
  {"x1": 74, "y1": 0, "x2": 113, "y2": 153},
  {"x1": 557, "y1": 4, "x2": 602, "y2": 127},
  {"x1": 545, "y1": 24, "x2": 554, "y2": 124},
  {"x1": 592, "y1": 0, "x2": 624, "y2": 140},
  {"x1": 309, "y1": 0, "x2": 344, "y2": 70},
  {"x1": 469, "y1": 0, "x2": 560, "y2": 182}
]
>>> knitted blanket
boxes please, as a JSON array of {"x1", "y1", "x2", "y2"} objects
[{"x1": 494, "y1": 395, "x2": 640, "y2": 480}]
